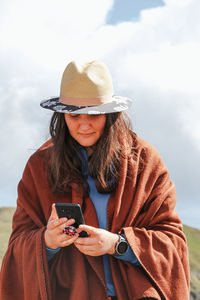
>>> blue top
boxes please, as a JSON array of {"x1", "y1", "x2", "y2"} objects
[{"x1": 46, "y1": 147, "x2": 140, "y2": 296}]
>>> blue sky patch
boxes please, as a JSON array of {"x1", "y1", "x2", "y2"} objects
[{"x1": 106, "y1": 0, "x2": 165, "y2": 24}]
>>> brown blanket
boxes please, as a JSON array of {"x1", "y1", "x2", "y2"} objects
[{"x1": 0, "y1": 136, "x2": 190, "y2": 300}]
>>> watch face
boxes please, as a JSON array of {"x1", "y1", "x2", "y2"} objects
[{"x1": 117, "y1": 241, "x2": 128, "y2": 254}]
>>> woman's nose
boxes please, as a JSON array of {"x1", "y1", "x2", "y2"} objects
[
  {"x1": 79, "y1": 123, "x2": 91, "y2": 130},
  {"x1": 79, "y1": 117, "x2": 91, "y2": 131}
]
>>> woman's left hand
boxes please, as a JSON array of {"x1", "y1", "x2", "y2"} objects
[{"x1": 74, "y1": 225, "x2": 119, "y2": 256}]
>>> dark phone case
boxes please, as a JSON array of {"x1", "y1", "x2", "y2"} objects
[{"x1": 55, "y1": 203, "x2": 88, "y2": 237}]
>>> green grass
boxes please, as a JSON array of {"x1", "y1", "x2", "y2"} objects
[
  {"x1": 183, "y1": 225, "x2": 200, "y2": 294},
  {"x1": 0, "y1": 207, "x2": 15, "y2": 264},
  {"x1": 0, "y1": 208, "x2": 200, "y2": 296}
]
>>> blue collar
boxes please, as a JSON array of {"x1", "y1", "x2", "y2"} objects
[{"x1": 79, "y1": 146, "x2": 89, "y2": 177}]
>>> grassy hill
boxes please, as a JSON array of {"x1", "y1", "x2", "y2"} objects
[
  {"x1": 0, "y1": 207, "x2": 15, "y2": 263},
  {"x1": 0, "y1": 207, "x2": 200, "y2": 298},
  {"x1": 183, "y1": 225, "x2": 200, "y2": 298}
]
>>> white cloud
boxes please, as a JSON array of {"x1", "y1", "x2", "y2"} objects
[
  {"x1": 0, "y1": 0, "x2": 114, "y2": 206},
  {"x1": 0, "y1": 0, "x2": 114, "y2": 69},
  {"x1": 0, "y1": 0, "x2": 200, "y2": 228},
  {"x1": 179, "y1": 99, "x2": 200, "y2": 151}
]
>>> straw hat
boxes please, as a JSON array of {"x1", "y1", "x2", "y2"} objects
[{"x1": 40, "y1": 60, "x2": 132, "y2": 114}]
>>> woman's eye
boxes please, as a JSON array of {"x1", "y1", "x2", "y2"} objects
[{"x1": 70, "y1": 114, "x2": 80, "y2": 118}]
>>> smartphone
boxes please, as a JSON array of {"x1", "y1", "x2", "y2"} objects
[{"x1": 55, "y1": 203, "x2": 88, "y2": 237}]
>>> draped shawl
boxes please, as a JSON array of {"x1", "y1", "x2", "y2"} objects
[{"x1": 0, "y1": 136, "x2": 190, "y2": 300}]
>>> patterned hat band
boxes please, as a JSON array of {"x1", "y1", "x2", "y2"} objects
[{"x1": 59, "y1": 95, "x2": 113, "y2": 106}]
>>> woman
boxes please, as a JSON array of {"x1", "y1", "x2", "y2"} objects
[{"x1": 0, "y1": 60, "x2": 189, "y2": 300}]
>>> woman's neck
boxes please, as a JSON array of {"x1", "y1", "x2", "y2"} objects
[{"x1": 85, "y1": 147, "x2": 93, "y2": 157}]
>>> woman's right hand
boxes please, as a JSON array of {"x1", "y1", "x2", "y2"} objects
[{"x1": 44, "y1": 203, "x2": 79, "y2": 249}]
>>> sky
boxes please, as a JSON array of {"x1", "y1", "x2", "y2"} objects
[{"x1": 0, "y1": 0, "x2": 200, "y2": 229}]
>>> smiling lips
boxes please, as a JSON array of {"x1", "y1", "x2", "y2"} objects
[{"x1": 79, "y1": 132, "x2": 94, "y2": 137}]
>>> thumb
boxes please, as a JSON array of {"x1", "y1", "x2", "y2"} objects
[
  {"x1": 49, "y1": 203, "x2": 59, "y2": 221},
  {"x1": 78, "y1": 224, "x2": 97, "y2": 236}
]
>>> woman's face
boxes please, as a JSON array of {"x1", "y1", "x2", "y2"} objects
[{"x1": 64, "y1": 114, "x2": 106, "y2": 147}]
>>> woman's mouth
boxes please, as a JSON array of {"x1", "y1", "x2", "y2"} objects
[{"x1": 79, "y1": 132, "x2": 94, "y2": 137}]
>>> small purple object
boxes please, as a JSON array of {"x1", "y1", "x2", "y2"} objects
[{"x1": 63, "y1": 226, "x2": 77, "y2": 236}]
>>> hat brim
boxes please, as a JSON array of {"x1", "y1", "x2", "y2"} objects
[{"x1": 40, "y1": 96, "x2": 132, "y2": 114}]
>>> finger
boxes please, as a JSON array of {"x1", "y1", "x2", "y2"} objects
[
  {"x1": 77, "y1": 225, "x2": 97, "y2": 236},
  {"x1": 74, "y1": 243, "x2": 97, "y2": 254},
  {"x1": 48, "y1": 218, "x2": 76, "y2": 232},
  {"x1": 74, "y1": 237, "x2": 96, "y2": 246},
  {"x1": 60, "y1": 235, "x2": 79, "y2": 247},
  {"x1": 66, "y1": 218, "x2": 76, "y2": 226},
  {"x1": 60, "y1": 231, "x2": 79, "y2": 242},
  {"x1": 56, "y1": 219, "x2": 76, "y2": 233},
  {"x1": 47, "y1": 217, "x2": 68, "y2": 230}
]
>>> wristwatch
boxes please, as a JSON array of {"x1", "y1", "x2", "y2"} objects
[{"x1": 113, "y1": 234, "x2": 128, "y2": 256}]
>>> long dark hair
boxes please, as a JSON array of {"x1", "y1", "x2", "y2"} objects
[{"x1": 47, "y1": 112, "x2": 138, "y2": 195}]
